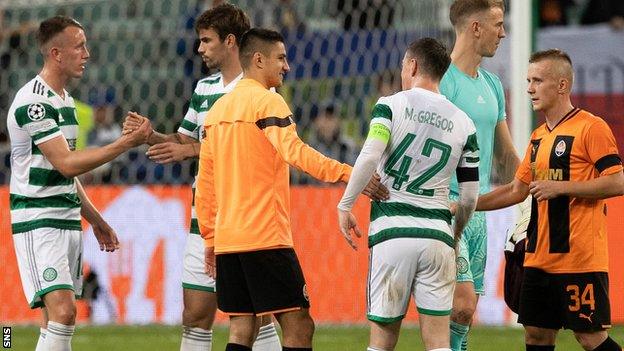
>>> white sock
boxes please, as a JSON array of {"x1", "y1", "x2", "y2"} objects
[
  {"x1": 44, "y1": 321, "x2": 74, "y2": 351},
  {"x1": 35, "y1": 328, "x2": 47, "y2": 351},
  {"x1": 429, "y1": 349, "x2": 452, "y2": 351},
  {"x1": 252, "y1": 323, "x2": 281, "y2": 351},
  {"x1": 367, "y1": 348, "x2": 386, "y2": 351},
  {"x1": 180, "y1": 326, "x2": 212, "y2": 351}
]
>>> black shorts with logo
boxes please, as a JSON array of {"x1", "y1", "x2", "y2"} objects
[
  {"x1": 216, "y1": 248, "x2": 310, "y2": 316},
  {"x1": 518, "y1": 267, "x2": 611, "y2": 331}
]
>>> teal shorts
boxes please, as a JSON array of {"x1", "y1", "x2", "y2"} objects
[{"x1": 455, "y1": 211, "x2": 487, "y2": 295}]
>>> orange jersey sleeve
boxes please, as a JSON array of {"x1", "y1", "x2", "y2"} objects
[
  {"x1": 584, "y1": 118, "x2": 623, "y2": 176},
  {"x1": 195, "y1": 141, "x2": 217, "y2": 247},
  {"x1": 257, "y1": 93, "x2": 352, "y2": 183},
  {"x1": 515, "y1": 132, "x2": 536, "y2": 185}
]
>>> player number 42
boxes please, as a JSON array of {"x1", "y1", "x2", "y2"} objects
[{"x1": 566, "y1": 283, "x2": 595, "y2": 312}]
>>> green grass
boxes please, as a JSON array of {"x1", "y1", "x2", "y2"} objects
[{"x1": 6, "y1": 325, "x2": 624, "y2": 350}]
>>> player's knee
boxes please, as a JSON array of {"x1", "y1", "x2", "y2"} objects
[
  {"x1": 182, "y1": 308, "x2": 211, "y2": 329},
  {"x1": 48, "y1": 303, "x2": 76, "y2": 326},
  {"x1": 282, "y1": 313, "x2": 315, "y2": 343},
  {"x1": 524, "y1": 326, "x2": 556, "y2": 345},
  {"x1": 573, "y1": 331, "x2": 606, "y2": 350},
  {"x1": 451, "y1": 305, "x2": 475, "y2": 325}
]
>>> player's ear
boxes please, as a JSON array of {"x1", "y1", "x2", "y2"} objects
[
  {"x1": 410, "y1": 58, "x2": 418, "y2": 78},
  {"x1": 471, "y1": 20, "x2": 481, "y2": 38},
  {"x1": 253, "y1": 51, "x2": 264, "y2": 69},
  {"x1": 558, "y1": 78, "x2": 569, "y2": 94},
  {"x1": 224, "y1": 33, "x2": 236, "y2": 48}
]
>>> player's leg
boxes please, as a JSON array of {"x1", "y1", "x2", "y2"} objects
[
  {"x1": 252, "y1": 315, "x2": 281, "y2": 351},
  {"x1": 180, "y1": 233, "x2": 217, "y2": 351},
  {"x1": 241, "y1": 248, "x2": 312, "y2": 349},
  {"x1": 13, "y1": 228, "x2": 82, "y2": 351},
  {"x1": 369, "y1": 320, "x2": 402, "y2": 351},
  {"x1": 451, "y1": 212, "x2": 487, "y2": 351},
  {"x1": 36, "y1": 308, "x2": 49, "y2": 351},
  {"x1": 216, "y1": 252, "x2": 259, "y2": 350},
  {"x1": 413, "y1": 239, "x2": 455, "y2": 351},
  {"x1": 518, "y1": 268, "x2": 562, "y2": 350},
  {"x1": 561, "y1": 272, "x2": 622, "y2": 351},
  {"x1": 274, "y1": 308, "x2": 315, "y2": 349}
]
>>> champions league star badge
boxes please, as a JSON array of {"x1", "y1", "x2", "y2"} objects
[
  {"x1": 27, "y1": 103, "x2": 46, "y2": 121},
  {"x1": 555, "y1": 140, "x2": 567, "y2": 157}
]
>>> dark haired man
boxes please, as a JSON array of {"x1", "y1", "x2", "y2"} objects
[
  {"x1": 7, "y1": 15, "x2": 150, "y2": 351},
  {"x1": 337, "y1": 37, "x2": 480, "y2": 351},
  {"x1": 195, "y1": 28, "x2": 387, "y2": 351},
  {"x1": 123, "y1": 5, "x2": 282, "y2": 351}
]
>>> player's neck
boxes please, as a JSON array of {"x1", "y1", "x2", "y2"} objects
[
  {"x1": 220, "y1": 57, "x2": 242, "y2": 86},
  {"x1": 242, "y1": 71, "x2": 270, "y2": 89},
  {"x1": 544, "y1": 100, "x2": 575, "y2": 129},
  {"x1": 38, "y1": 65, "x2": 69, "y2": 98},
  {"x1": 451, "y1": 39, "x2": 483, "y2": 78},
  {"x1": 410, "y1": 77, "x2": 439, "y2": 94}
]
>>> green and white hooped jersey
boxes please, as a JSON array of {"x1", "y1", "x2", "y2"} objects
[
  {"x1": 368, "y1": 87, "x2": 479, "y2": 248},
  {"x1": 178, "y1": 72, "x2": 242, "y2": 234},
  {"x1": 8, "y1": 76, "x2": 81, "y2": 234}
]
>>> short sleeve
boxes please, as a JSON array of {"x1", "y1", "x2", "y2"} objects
[
  {"x1": 493, "y1": 76, "x2": 507, "y2": 122},
  {"x1": 585, "y1": 119, "x2": 622, "y2": 176},
  {"x1": 515, "y1": 137, "x2": 535, "y2": 185},
  {"x1": 14, "y1": 101, "x2": 62, "y2": 145},
  {"x1": 178, "y1": 92, "x2": 201, "y2": 139}
]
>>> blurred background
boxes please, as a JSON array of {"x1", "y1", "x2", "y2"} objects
[{"x1": 1, "y1": 0, "x2": 623, "y2": 339}]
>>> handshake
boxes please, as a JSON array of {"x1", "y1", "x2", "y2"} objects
[{"x1": 118, "y1": 111, "x2": 154, "y2": 148}]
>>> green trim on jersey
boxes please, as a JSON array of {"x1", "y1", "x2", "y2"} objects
[
  {"x1": 189, "y1": 218, "x2": 200, "y2": 235},
  {"x1": 57, "y1": 107, "x2": 78, "y2": 126},
  {"x1": 367, "y1": 314, "x2": 404, "y2": 324},
  {"x1": 182, "y1": 283, "x2": 215, "y2": 292},
  {"x1": 189, "y1": 93, "x2": 225, "y2": 113},
  {"x1": 368, "y1": 123, "x2": 390, "y2": 142},
  {"x1": 370, "y1": 201, "x2": 451, "y2": 224},
  {"x1": 32, "y1": 127, "x2": 61, "y2": 142},
  {"x1": 14, "y1": 103, "x2": 58, "y2": 127},
  {"x1": 464, "y1": 133, "x2": 479, "y2": 152},
  {"x1": 12, "y1": 218, "x2": 82, "y2": 234},
  {"x1": 465, "y1": 156, "x2": 480, "y2": 163},
  {"x1": 368, "y1": 227, "x2": 454, "y2": 248},
  {"x1": 28, "y1": 168, "x2": 73, "y2": 187},
  {"x1": 417, "y1": 307, "x2": 451, "y2": 316},
  {"x1": 200, "y1": 76, "x2": 221, "y2": 85},
  {"x1": 371, "y1": 103, "x2": 392, "y2": 120},
  {"x1": 179, "y1": 119, "x2": 198, "y2": 134},
  {"x1": 10, "y1": 193, "x2": 81, "y2": 210}
]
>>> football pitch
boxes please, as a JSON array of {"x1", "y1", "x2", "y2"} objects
[{"x1": 7, "y1": 325, "x2": 624, "y2": 350}]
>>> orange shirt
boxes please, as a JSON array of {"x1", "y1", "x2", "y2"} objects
[
  {"x1": 516, "y1": 108, "x2": 622, "y2": 273},
  {"x1": 195, "y1": 78, "x2": 352, "y2": 254}
]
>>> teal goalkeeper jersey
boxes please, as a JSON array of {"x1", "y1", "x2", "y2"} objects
[{"x1": 440, "y1": 63, "x2": 506, "y2": 195}]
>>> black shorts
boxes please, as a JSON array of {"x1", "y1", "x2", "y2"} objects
[
  {"x1": 216, "y1": 248, "x2": 310, "y2": 316},
  {"x1": 518, "y1": 267, "x2": 611, "y2": 331}
]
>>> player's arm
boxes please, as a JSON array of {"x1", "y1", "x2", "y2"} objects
[
  {"x1": 336, "y1": 123, "x2": 390, "y2": 249},
  {"x1": 477, "y1": 178, "x2": 529, "y2": 211},
  {"x1": 38, "y1": 118, "x2": 151, "y2": 178},
  {"x1": 493, "y1": 120, "x2": 521, "y2": 183},
  {"x1": 124, "y1": 112, "x2": 199, "y2": 163},
  {"x1": 453, "y1": 132, "x2": 480, "y2": 239},
  {"x1": 258, "y1": 95, "x2": 351, "y2": 183},
  {"x1": 75, "y1": 179, "x2": 119, "y2": 252}
]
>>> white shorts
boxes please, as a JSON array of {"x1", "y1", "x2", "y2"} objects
[
  {"x1": 13, "y1": 228, "x2": 83, "y2": 308},
  {"x1": 367, "y1": 238, "x2": 456, "y2": 323},
  {"x1": 182, "y1": 233, "x2": 215, "y2": 292}
]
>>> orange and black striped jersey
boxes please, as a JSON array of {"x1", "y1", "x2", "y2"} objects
[
  {"x1": 516, "y1": 108, "x2": 622, "y2": 273},
  {"x1": 195, "y1": 78, "x2": 352, "y2": 254}
]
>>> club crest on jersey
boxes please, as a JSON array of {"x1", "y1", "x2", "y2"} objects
[
  {"x1": 555, "y1": 140, "x2": 567, "y2": 157},
  {"x1": 27, "y1": 103, "x2": 46, "y2": 121}
]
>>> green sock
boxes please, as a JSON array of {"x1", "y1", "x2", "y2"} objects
[{"x1": 450, "y1": 321, "x2": 469, "y2": 351}]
